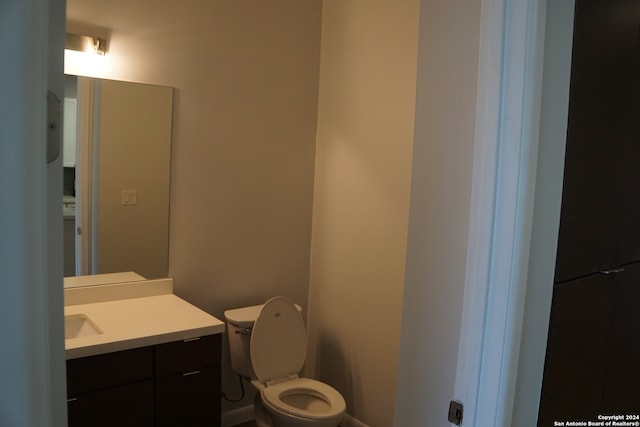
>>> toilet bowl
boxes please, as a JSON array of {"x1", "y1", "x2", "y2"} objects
[
  {"x1": 260, "y1": 377, "x2": 345, "y2": 427},
  {"x1": 224, "y1": 297, "x2": 346, "y2": 427}
]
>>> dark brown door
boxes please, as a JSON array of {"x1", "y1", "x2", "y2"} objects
[{"x1": 540, "y1": 0, "x2": 640, "y2": 424}]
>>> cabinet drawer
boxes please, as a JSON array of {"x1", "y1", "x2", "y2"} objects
[
  {"x1": 67, "y1": 347, "x2": 153, "y2": 395},
  {"x1": 155, "y1": 366, "x2": 221, "y2": 427},
  {"x1": 154, "y1": 334, "x2": 221, "y2": 377}
]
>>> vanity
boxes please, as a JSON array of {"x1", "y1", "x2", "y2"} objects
[
  {"x1": 61, "y1": 74, "x2": 214, "y2": 425},
  {"x1": 64, "y1": 274, "x2": 225, "y2": 427}
]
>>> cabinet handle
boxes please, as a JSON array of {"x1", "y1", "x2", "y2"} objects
[
  {"x1": 599, "y1": 267, "x2": 625, "y2": 275},
  {"x1": 67, "y1": 398, "x2": 78, "y2": 403},
  {"x1": 183, "y1": 337, "x2": 201, "y2": 343},
  {"x1": 183, "y1": 370, "x2": 200, "y2": 377}
]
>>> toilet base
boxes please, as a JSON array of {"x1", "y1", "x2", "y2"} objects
[
  {"x1": 254, "y1": 394, "x2": 273, "y2": 427},
  {"x1": 259, "y1": 392, "x2": 344, "y2": 427}
]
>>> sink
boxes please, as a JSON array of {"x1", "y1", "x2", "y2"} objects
[{"x1": 65, "y1": 314, "x2": 103, "y2": 339}]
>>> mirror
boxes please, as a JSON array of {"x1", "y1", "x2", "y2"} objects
[{"x1": 63, "y1": 75, "x2": 173, "y2": 281}]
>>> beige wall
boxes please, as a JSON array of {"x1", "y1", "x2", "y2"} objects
[
  {"x1": 307, "y1": 1, "x2": 419, "y2": 425},
  {"x1": 67, "y1": 0, "x2": 322, "y2": 413}
]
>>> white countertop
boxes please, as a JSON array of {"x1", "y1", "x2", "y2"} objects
[{"x1": 64, "y1": 279, "x2": 225, "y2": 359}]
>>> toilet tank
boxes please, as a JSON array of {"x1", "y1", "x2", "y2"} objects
[
  {"x1": 224, "y1": 301, "x2": 303, "y2": 379},
  {"x1": 224, "y1": 304, "x2": 263, "y2": 379}
]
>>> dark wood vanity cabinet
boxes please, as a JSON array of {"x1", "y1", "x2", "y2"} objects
[
  {"x1": 67, "y1": 334, "x2": 221, "y2": 427},
  {"x1": 154, "y1": 335, "x2": 222, "y2": 426}
]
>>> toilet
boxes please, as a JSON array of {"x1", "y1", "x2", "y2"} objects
[{"x1": 224, "y1": 296, "x2": 346, "y2": 427}]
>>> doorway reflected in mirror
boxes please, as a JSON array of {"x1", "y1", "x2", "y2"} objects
[{"x1": 63, "y1": 75, "x2": 173, "y2": 280}]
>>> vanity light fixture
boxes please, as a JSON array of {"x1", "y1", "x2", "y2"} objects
[{"x1": 65, "y1": 33, "x2": 108, "y2": 56}]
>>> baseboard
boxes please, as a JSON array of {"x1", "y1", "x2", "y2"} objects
[
  {"x1": 341, "y1": 414, "x2": 369, "y2": 427},
  {"x1": 222, "y1": 405, "x2": 254, "y2": 427},
  {"x1": 221, "y1": 407, "x2": 368, "y2": 427}
]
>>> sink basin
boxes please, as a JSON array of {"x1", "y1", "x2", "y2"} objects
[{"x1": 65, "y1": 314, "x2": 103, "y2": 339}]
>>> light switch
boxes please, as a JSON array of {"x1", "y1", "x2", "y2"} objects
[{"x1": 121, "y1": 189, "x2": 137, "y2": 206}]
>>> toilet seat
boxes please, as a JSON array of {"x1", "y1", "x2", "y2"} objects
[{"x1": 261, "y1": 378, "x2": 346, "y2": 420}]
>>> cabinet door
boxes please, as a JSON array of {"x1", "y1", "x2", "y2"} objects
[
  {"x1": 602, "y1": 262, "x2": 640, "y2": 412},
  {"x1": 154, "y1": 335, "x2": 222, "y2": 427},
  {"x1": 68, "y1": 380, "x2": 154, "y2": 427},
  {"x1": 554, "y1": 0, "x2": 640, "y2": 283},
  {"x1": 614, "y1": 0, "x2": 640, "y2": 267},
  {"x1": 155, "y1": 366, "x2": 221, "y2": 427},
  {"x1": 538, "y1": 274, "x2": 617, "y2": 425}
]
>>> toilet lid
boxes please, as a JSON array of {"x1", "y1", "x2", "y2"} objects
[{"x1": 250, "y1": 296, "x2": 306, "y2": 383}]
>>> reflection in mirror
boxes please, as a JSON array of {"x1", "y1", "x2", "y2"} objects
[
  {"x1": 63, "y1": 75, "x2": 173, "y2": 280},
  {"x1": 63, "y1": 271, "x2": 147, "y2": 289}
]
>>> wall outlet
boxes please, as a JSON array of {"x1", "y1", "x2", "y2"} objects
[{"x1": 121, "y1": 189, "x2": 137, "y2": 206}]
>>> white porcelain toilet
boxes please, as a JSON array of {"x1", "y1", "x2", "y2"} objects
[{"x1": 224, "y1": 296, "x2": 346, "y2": 427}]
